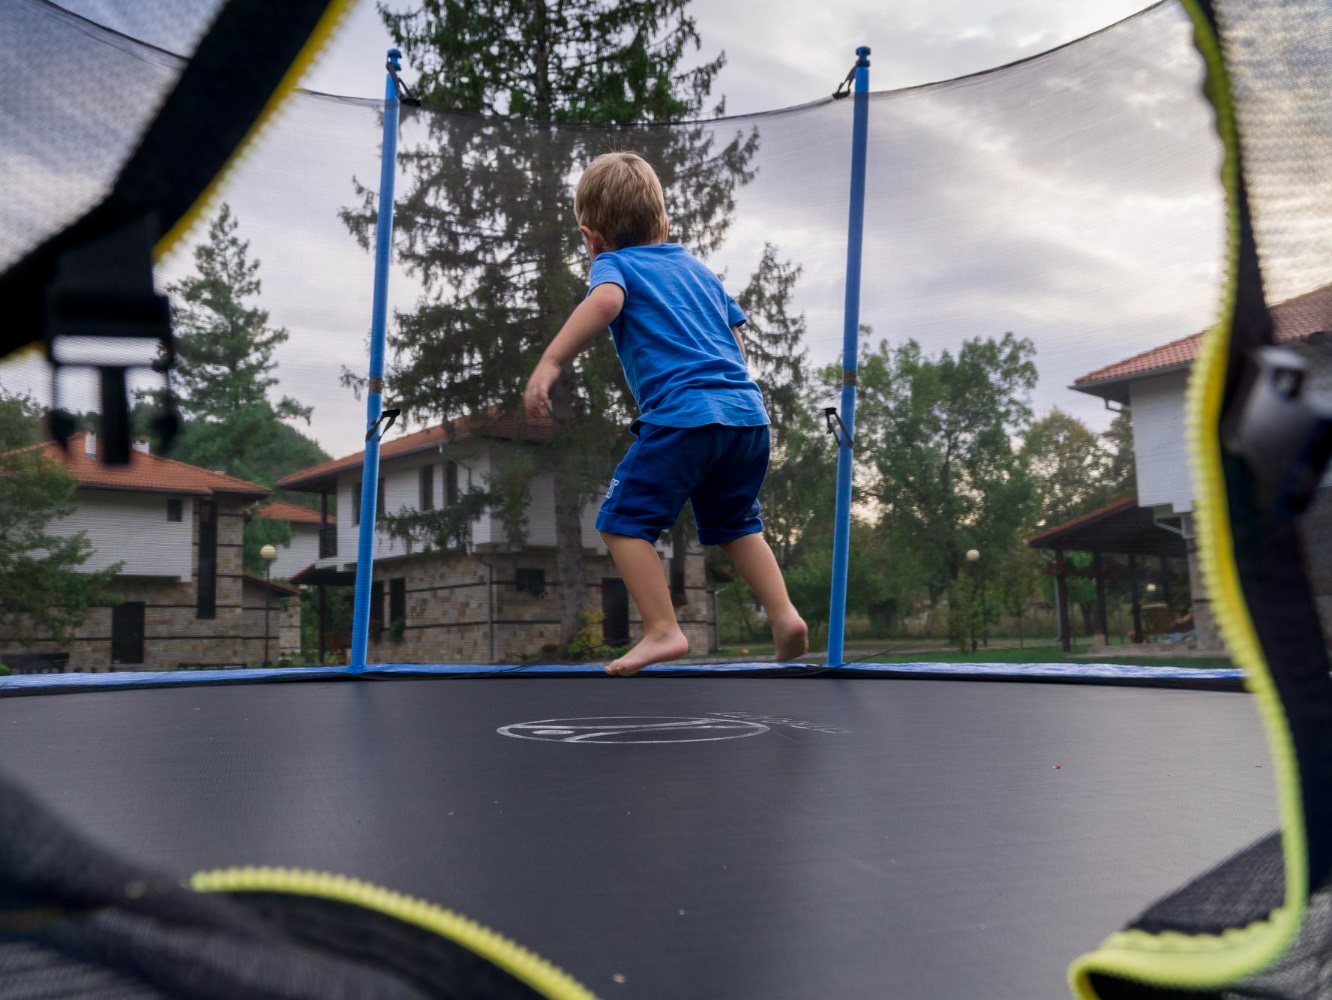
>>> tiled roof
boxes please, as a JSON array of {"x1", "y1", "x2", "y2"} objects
[
  {"x1": 1024, "y1": 495, "x2": 1138, "y2": 547},
  {"x1": 256, "y1": 499, "x2": 331, "y2": 525},
  {"x1": 279, "y1": 409, "x2": 553, "y2": 491},
  {"x1": 6, "y1": 434, "x2": 269, "y2": 498},
  {"x1": 1074, "y1": 333, "x2": 1202, "y2": 386},
  {"x1": 241, "y1": 572, "x2": 300, "y2": 597},
  {"x1": 1074, "y1": 281, "x2": 1332, "y2": 391}
]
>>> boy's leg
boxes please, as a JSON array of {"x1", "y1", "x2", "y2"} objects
[
  {"x1": 601, "y1": 532, "x2": 689, "y2": 676},
  {"x1": 719, "y1": 532, "x2": 808, "y2": 661}
]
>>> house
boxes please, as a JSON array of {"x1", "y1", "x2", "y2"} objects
[
  {"x1": 0, "y1": 432, "x2": 299, "y2": 671},
  {"x1": 1052, "y1": 281, "x2": 1332, "y2": 649},
  {"x1": 277, "y1": 412, "x2": 713, "y2": 665},
  {"x1": 254, "y1": 499, "x2": 331, "y2": 582}
]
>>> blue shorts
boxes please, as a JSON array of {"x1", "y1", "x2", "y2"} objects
[{"x1": 596, "y1": 423, "x2": 769, "y2": 546}]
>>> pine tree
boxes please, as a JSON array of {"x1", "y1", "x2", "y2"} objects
[
  {"x1": 161, "y1": 205, "x2": 330, "y2": 569},
  {"x1": 168, "y1": 204, "x2": 310, "y2": 425},
  {"x1": 345, "y1": 0, "x2": 784, "y2": 649}
]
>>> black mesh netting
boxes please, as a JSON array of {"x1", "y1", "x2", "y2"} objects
[{"x1": 2, "y1": 0, "x2": 1273, "y2": 670}]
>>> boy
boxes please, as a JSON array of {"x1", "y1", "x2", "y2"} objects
[{"x1": 524, "y1": 151, "x2": 807, "y2": 676}]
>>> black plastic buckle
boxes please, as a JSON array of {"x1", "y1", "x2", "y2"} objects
[
  {"x1": 386, "y1": 61, "x2": 421, "y2": 107},
  {"x1": 832, "y1": 67, "x2": 856, "y2": 100},
  {"x1": 365, "y1": 408, "x2": 402, "y2": 442},
  {"x1": 44, "y1": 215, "x2": 179, "y2": 464},
  {"x1": 1221, "y1": 343, "x2": 1332, "y2": 519},
  {"x1": 823, "y1": 406, "x2": 854, "y2": 448}
]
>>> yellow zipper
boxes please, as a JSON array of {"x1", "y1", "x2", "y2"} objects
[
  {"x1": 154, "y1": 0, "x2": 359, "y2": 262},
  {"x1": 1069, "y1": 1, "x2": 1307, "y2": 995},
  {"x1": 191, "y1": 865, "x2": 600, "y2": 1000}
]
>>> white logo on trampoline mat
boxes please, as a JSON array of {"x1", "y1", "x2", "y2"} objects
[{"x1": 497, "y1": 716, "x2": 769, "y2": 743}]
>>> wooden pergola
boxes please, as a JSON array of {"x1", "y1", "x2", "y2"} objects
[{"x1": 1024, "y1": 496, "x2": 1188, "y2": 651}]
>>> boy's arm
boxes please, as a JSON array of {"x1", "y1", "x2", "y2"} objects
[
  {"x1": 524, "y1": 283, "x2": 625, "y2": 418},
  {"x1": 731, "y1": 324, "x2": 747, "y2": 363}
]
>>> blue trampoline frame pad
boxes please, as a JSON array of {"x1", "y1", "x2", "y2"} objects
[{"x1": 0, "y1": 661, "x2": 1245, "y2": 695}]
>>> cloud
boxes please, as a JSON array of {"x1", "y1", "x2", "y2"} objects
[{"x1": 12, "y1": 0, "x2": 1325, "y2": 470}]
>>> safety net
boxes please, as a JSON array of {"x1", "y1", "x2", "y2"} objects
[{"x1": 0, "y1": 0, "x2": 1252, "y2": 672}]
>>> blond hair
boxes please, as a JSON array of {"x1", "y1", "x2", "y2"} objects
[{"x1": 573, "y1": 152, "x2": 668, "y2": 250}]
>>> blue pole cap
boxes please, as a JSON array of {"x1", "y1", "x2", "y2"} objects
[
  {"x1": 388, "y1": 48, "x2": 402, "y2": 69},
  {"x1": 856, "y1": 45, "x2": 871, "y2": 66}
]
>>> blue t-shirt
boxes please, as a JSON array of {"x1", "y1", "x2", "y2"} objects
[{"x1": 588, "y1": 243, "x2": 769, "y2": 428}]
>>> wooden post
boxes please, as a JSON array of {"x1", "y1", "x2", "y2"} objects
[
  {"x1": 1094, "y1": 551, "x2": 1109, "y2": 642},
  {"x1": 1056, "y1": 549, "x2": 1072, "y2": 653},
  {"x1": 1159, "y1": 554, "x2": 1172, "y2": 609},
  {"x1": 1128, "y1": 553, "x2": 1142, "y2": 643}
]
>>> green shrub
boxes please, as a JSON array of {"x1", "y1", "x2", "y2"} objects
[{"x1": 567, "y1": 606, "x2": 609, "y2": 659}]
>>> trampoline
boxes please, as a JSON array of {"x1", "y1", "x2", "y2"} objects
[
  {"x1": 0, "y1": 665, "x2": 1278, "y2": 998},
  {"x1": 2, "y1": 0, "x2": 1332, "y2": 998}
]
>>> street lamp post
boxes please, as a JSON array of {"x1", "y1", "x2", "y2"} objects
[
  {"x1": 260, "y1": 544, "x2": 277, "y2": 667},
  {"x1": 965, "y1": 549, "x2": 980, "y2": 652}
]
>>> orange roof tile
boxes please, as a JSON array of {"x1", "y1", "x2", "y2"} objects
[
  {"x1": 256, "y1": 499, "x2": 332, "y2": 525},
  {"x1": 1074, "y1": 281, "x2": 1332, "y2": 390},
  {"x1": 279, "y1": 409, "x2": 553, "y2": 491},
  {"x1": 1075, "y1": 332, "x2": 1202, "y2": 386},
  {"x1": 7, "y1": 433, "x2": 268, "y2": 497}
]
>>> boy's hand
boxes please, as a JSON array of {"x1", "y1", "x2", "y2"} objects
[
  {"x1": 525, "y1": 359, "x2": 561, "y2": 419},
  {"x1": 524, "y1": 283, "x2": 624, "y2": 421}
]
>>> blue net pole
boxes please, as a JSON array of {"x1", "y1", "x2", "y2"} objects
[
  {"x1": 826, "y1": 46, "x2": 871, "y2": 668},
  {"x1": 349, "y1": 49, "x2": 403, "y2": 672}
]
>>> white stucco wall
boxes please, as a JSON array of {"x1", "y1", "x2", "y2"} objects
[
  {"x1": 335, "y1": 448, "x2": 490, "y2": 564},
  {"x1": 269, "y1": 522, "x2": 321, "y2": 580},
  {"x1": 328, "y1": 444, "x2": 620, "y2": 563},
  {"x1": 1130, "y1": 371, "x2": 1194, "y2": 514},
  {"x1": 523, "y1": 470, "x2": 607, "y2": 552},
  {"x1": 47, "y1": 490, "x2": 194, "y2": 579}
]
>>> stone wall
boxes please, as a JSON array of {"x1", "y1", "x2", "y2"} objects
[
  {"x1": 1181, "y1": 512, "x2": 1223, "y2": 652},
  {"x1": 363, "y1": 541, "x2": 713, "y2": 665},
  {"x1": 3, "y1": 495, "x2": 717, "y2": 670},
  {"x1": 0, "y1": 495, "x2": 279, "y2": 671}
]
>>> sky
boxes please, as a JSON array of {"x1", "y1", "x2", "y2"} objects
[
  {"x1": 3, "y1": 0, "x2": 1233, "y2": 463},
  {"x1": 303, "y1": 0, "x2": 1154, "y2": 110}
]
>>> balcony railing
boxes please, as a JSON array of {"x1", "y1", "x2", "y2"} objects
[{"x1": 319, "y1": 526, "x2": 337, "y2": 559}]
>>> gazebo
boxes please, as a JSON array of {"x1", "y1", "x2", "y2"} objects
[{"x1": 1023, "y1": 496, "x2": 1194, "y2": 651}]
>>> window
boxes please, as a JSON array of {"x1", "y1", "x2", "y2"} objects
[
  {"x1": 445, "y1": 461, "x2": 459, "y2": 506},
  {"x1": 419, "y1": 466, "x2": 434, "y2": 510},
  {"x1": 515, "y1": 568, "x2": 546, "y2": 596},
  {"x1": 167, "y1": 498, "x2": 182, "y2": 522},
  {"x1": 197, "y1": 501, "x2": 216, "y2": 619},
  {"x1": 352, "y1": 478, "x2": 385, "y2": 526},
  {"x1": 389, "y1": 577, "x2": 406, "y2": 628},
  {"x1": 111, "y1": 602, "x2": 146, "y2": 665},
  {"x1": 370, "y1": 580, "x2": 385, "y2": 638}
]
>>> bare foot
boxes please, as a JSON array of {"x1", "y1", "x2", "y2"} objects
[
  {"x1": 606, "y1": 628, "x2": 689, "y2": 676},
  {"x1": 772, "y1": 613, "x2": 809, "y2": 662}
]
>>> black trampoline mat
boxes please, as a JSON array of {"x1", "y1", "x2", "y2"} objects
[{"x1": 0, "y1": 678, "x2": 1276, "y2": 999}]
